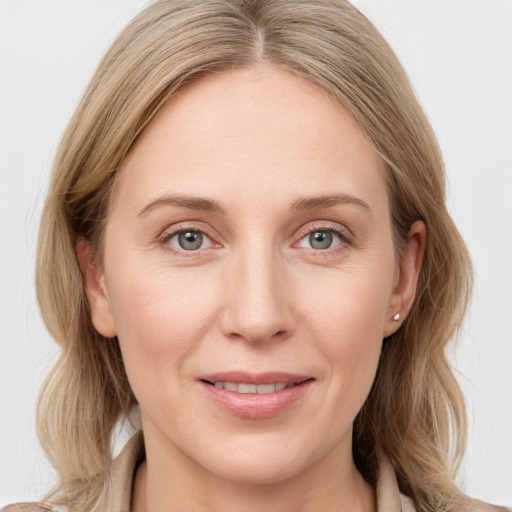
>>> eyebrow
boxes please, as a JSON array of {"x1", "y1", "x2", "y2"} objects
[
  {"x1": 137, "y1": 194, "x2": 227, "y2": 217},
  {"x1": 291, "y1": 194, "x2": 370, "y2": 212},
  {"x1": 137, "y1": 192, "x2": 370, "y2": 218}
]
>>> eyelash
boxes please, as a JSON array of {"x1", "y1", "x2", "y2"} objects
[
  {"x1": 293, "y1": 223, "x2": 353, "y2": 255},
  {"x1": 158, "y1": 223, "x2": 218, "y2": 257},
  {"x1": 157, "y1": 222, "x2": 353, "y2": 257}
]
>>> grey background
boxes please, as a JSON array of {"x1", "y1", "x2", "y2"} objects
[{"x1": 1, "y1": 0, "x2": 511, "y2": 506}]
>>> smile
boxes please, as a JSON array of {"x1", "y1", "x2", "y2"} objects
[
  {"x1": 208, "y1": 382, "x2": 293, "y2": 393},
  {"x1": 198, "y1": 373, "x2": 314, "y2": 419}
]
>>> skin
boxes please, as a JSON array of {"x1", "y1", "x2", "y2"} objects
[{"x1": 78, "y1": 66, "x2": 425, "y2": 512}]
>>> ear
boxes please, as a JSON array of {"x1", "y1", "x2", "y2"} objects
[
  {"x1": 76, "y1": 239, "x2": 117, "y2": 338},
  {"x1": 383, "y1": 221, "x2": 426, "y2": 337}
]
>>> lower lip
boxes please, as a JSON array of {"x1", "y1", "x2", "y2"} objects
[{"x1": 199, "y1": 380, "x2": 313, "y2": 419}]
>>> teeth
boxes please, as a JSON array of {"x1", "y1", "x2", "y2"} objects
[
  {"x1": 224, "y1": 382, "x2": 238, "y2": 392},
  {"x1": 256, "y1": 384, "x2": 275, "y2": 394},
  {"x1": 238, "y1": 383, "x2": 257, "y2": 393},
  {"x1": 212, "y1": 382, "x2": 292, "y2": 394}
]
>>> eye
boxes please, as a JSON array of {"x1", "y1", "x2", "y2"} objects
[
  {"x1": 297, "y1": 229, "x2": 343, "y2": 250},
  {"x1": 167, "y1": 230, "x2": 212, "y2": 251}
]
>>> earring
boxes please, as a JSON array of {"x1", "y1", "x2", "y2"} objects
[{"x1": 393, "y1": 313, "x2": 400, "y2": 321}]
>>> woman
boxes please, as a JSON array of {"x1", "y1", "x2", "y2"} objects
[{"x1": 2, "y1": 1, "x2": 509, "y2": 511}]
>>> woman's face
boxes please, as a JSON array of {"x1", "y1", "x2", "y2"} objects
[{"x1": 83, "y1": 66, "x2": 422, "y2": 484}]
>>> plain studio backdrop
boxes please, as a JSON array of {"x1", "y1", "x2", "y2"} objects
[{"x1": 0, "y1": 0, "x2": 511, "y2": 507}]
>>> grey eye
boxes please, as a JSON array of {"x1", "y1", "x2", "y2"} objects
[
  {"x1": 308, "y1": 230, "x2": 333, "y2": 250},
  {"x1": 170, "y1": 230, "x2": 206, "y2": 251},
  {"x1": 296, "y1": 229, "x2": 343, "y2": 251}
]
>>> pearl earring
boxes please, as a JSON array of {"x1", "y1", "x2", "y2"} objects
[{"x1": 393, "y1": 313, "x2": 400, "y2": 321}]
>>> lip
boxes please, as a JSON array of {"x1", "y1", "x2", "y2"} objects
[
  {"x1": 197, "y1": 371, "x2": 314, "y2": 419},
  {"x1": 199, "y1": 371, "x2": 311, "y2": 385}
]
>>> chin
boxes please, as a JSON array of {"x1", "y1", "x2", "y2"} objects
[
  {"x1": 194, "y1": 436, "x2": 323, "y2": 486},
  {"x1": 208, "y1": 456, "x2": 306, "y2": 486}
]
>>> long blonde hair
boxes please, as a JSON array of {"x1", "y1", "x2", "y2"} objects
[{"x1": 36, "y1": 1, "x2": 489, "y2": 511}]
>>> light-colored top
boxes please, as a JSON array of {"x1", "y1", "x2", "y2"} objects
[
  {"x1": 99, "y1": 432, "x2": 415, "y2": 511},
  {"x1": 4, "y1": 431, "x2": 416, "y2": 511}
]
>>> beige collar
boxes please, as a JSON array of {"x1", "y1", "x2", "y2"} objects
[{"x1": 98, "y1": 431, "x2": 414, "y2": 512}]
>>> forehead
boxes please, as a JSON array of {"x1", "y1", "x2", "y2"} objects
[{"x1": 112, "y1": 65, "x2": 387, "y2": 216}]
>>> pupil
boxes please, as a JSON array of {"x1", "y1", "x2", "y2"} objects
[
  {"x1": 179, "y1": 231, "x2": 202, "y2": 250},
  {"x1": 310, "y1": 231, "x2": 332, "y2": 250}
]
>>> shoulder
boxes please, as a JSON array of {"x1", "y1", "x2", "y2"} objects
[
  {"x1": 400, "y1": 494, "x2": 416, "y2": 512},
  {"x1": 2, "y1": 433, "x2": 144, "y2": 512},
  {"x1": 399, "y1": 494, "x2": 511, "y2": 512},
  {"x1": 1, "y1": 504, "x2": 52, "y2": 512}
]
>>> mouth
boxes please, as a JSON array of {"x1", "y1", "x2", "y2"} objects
[
  {"x1": 198, "y1": 372, "x2": 314, "y2": 419},
  {"x1": 201, "y1": 380, "x2": 310, "y2": 394}
]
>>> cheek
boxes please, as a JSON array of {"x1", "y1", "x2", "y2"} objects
[
  {"x1": 104, "y1": 260, "x2": 221, "y2": 381},
  {"x1": 302, "y1": 263, "x2": 393, "y2": 349},
  {"x1": 321, "y1": 289, "x2": 384, "y2": 386},
  {"x1": 299, "y1": 262, "x2": 394, "y2": 407}
]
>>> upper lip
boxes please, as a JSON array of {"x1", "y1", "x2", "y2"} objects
[{"x1": 198, "y1": 371, "x2": 313, "y2": 385}]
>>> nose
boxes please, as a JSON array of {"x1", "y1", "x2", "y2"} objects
[{"x1": 219, "y1": 245, "x2": 295, "y2": 344}]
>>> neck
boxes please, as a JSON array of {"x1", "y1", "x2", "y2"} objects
[{"x1": 131, "y1": 428, "x2": 376, "y2": 512}]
